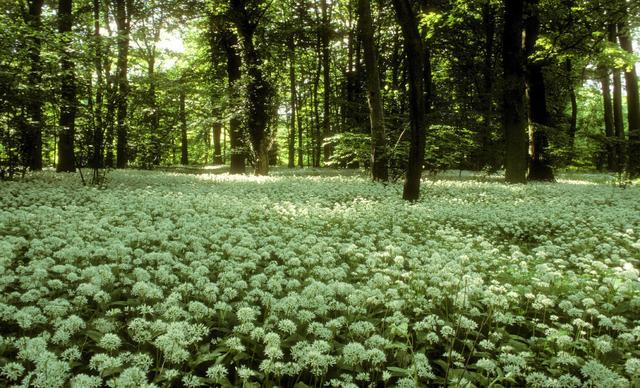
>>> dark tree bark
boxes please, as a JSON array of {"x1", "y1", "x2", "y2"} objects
[
  {"x1": 321, "y1": 0, "x2": 332, "y2": 162},
  {"x1": 502, "y1": 0, "x2": 528, "y2": 183},
  {"x1": 91, "y1": 0, "x2": 104, "y2": 170},
  {"x1": 148, "y1": 49, "x2": 160, "y2": 165},
  {"x1": 618, "y1": 21, "x2": 640, "y2": 177},
  {"x1": 609, "y1": 25, "x2": 625, "y2": 172},
  {"x1": 358, "y1": 0, "x2": 387, "y2": 181},
  {"x1": 56, "y1": 0, "x2": 76, "y2": 172},
  {"x1": 229, "y1": 0, "x2": 274, "y2": 175},
  {"x1": 565, "y1": 60, "x2": 578, "y2": 164},
  {"x1": 313, "y1": 39, "x2": 322, "y2": 167},
  {"x1": 115, "y1": 0, "x2": 132, "y2": 169},
  {"x1": 179, "y1": 87, "x2": 188, "y2": 165},
  {"x1": 477, "y1": 1, "x2": 495, "y2": 170},
  {"x1": 213, "y1": 122, "x2": 223, "y2": 165},
  {"x1": 599, "y1": 66, "x2": 616, "y2": 170},
  {"x1": 23, "y1": 0, "x2": 44, "y2": 171},
  {"x1": 288, "y1": 35, "x2": 297, "y2": 168},
  {"x1": 524, "y1": 0, "x2": 553, "y2": 181},
  {"x1": 392, "y1": 0, "x2": 426, "y2": 201},
  {"x1": 104, "y1": 70, "x2": 116, "y2": 168},
  {"x1": 103, "y1": 7, "x2": 116, "y2": 169},
  {"x1": 297, "y1": 91, "x2": 304, "y2": 168},
  {"x1": 219, "y1": 26, "x2": 246, "y2": 174}
]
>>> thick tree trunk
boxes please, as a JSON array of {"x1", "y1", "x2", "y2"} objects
[
  {"x1": 288, "y1": 35, "x2": 297, "y2": 168},
  {"x1": 115, "y1": 0, "x2": 131, "y2": 169},
  {"x1": 92, "y1": 0, "x2": 104, "y2": 169},
  {"x1": 358, "y1": 0, "x2": 388, "y2": 181},
  {"x1": 321, "y1": 0, "x2": 332, "y2": 162},
  {"x1": 179, "y1": 87, "x2": 188, "y2": 165},
  {"x1": 56, "y1": 0, "x2": 76, "y2": 172},
  {"x1": 524, "y1": 0, "x2": 553, "y2": 181},
  {"x1": 618, "y1": 21, "x2": 640, "y2": 177},
  {"x1": 609, "y1": 25, "x2": 625, "y2": 172},
  {"x1": 23, "y1": 0, "x2": 44, "y2": 171},
  {"x1": 220, "y1": 27, "x2": 246, "y2": 174},
  {"x1": 213, "y1": 123, "x2": 223, "y2": 165},
  {"x1": 230, "y1": 0, "x2": 274, "y2": 176},
  {"x1": 502, "y1": 0, "x2": 528, "y2": 183},
  {"x1": 392, "y1": 0, "x2": 426, "y2": 201},
  {"x1": 600, "y1": 67, "x2": 616, "y2": 170}
]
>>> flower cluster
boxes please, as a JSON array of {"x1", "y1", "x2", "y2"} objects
[{"x1": 0, "y1": 169, "x2": 638, "y2": 386}]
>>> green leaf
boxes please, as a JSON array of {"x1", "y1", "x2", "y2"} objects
[{"x1": 386, "y1": 366, "x2": 409, "y2": 377}]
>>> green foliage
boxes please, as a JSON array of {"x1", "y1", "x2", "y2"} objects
[{"x1": 0, "y1": 170, "x2": 639, "y2": 386}]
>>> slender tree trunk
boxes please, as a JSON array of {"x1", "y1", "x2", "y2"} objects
[
  {"x1": 321, "y1": 0, "x2": 332, "y2": 162},
  {"x1": 478, "y1": 1, "x2": 495, "y2": 170},
  {"x1": 115, "y1": 0, "x2": 131, "y2": 168},
  {"x1": 149, "y1": 53, "x2": 160, "y2": 165},
  {"x1": 56, "y1": 0, "x2": 76, "y2": 172},
  {"x1": 179, "y1": 87, "x2": 188, "y2": 165},
  {"x1": 313, "y1": 41, "x2": 322, "y2": 167},
  {"x1": 524, "y1": 0, "x2": 553, "y2": 181},
  {"x1": 220, "y1": 26, "x2": 246, "y2": 174},
  {"x1": 618, "y1": 21, "x2": 640, "y2": 177},
  {"x1": 358, "y1": 0, "x2": 387, "y2": 181},
  {"x1": 297, "y1": 85, "x2": 304, "y2": 167},
  {"x1": 92, "y1": 0, "x2": 104, "y2": 170},
  {"x1": 392, "y1": 0, "x2": 426, "y2": 201},
  {"x1": 288, "y1": 35, "x2": 297, "y2": 168},
  {"x1": 23, "y1": 0, "x2": 44, "y2": 170},
  {"x1": 102, "y1": 0, "x2": 115, "y2": 168},
  {"x1": 609, "y1": 25, "x2": 625, "y2": 172},
  {"x1": 502, "y1": 0, "x2": 528, "y2": 183},
  {"x1": 565, "y1": 60, "x2": 578, "y2": 164},
  {"x1": 599, "y1": 66, "x2": 616, "y2": 170},
  {"x1": 104, "y1": 72, "x2": 116, "y2": 168}
]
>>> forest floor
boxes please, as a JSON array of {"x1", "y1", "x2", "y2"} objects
[{"x1": 1, "y1": 169, "x2": 639, "y2": 387}]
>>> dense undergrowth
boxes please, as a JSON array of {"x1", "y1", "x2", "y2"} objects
[{"x1": 0, "y1": 169, "x2": 639, "y2": 387}]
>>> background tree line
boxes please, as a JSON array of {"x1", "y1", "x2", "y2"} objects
[{"x1": 0, "y1": 0, "x2": 638, "y2": 199}]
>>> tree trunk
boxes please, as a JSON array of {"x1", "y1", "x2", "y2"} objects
[
  {"x1": 313, "y1": 40, "x2": 322, "y2": 167},
  {"x1": 288, "y1": 35, "x2": 297, "y2": 168},
  {"x1": 566, "y1": 60, "x2": 578, "y2": 164},
  {"x1": 179, "y1": 87, "x2": 188, "y2": 165},
  {"x1": 219, "y1": 26, "x2": 246, "y2": 174},
  {"x1": 392, "y1": 0, "x2": 426, "y2": 201},
  {"x1": 599, "y1": 66, "x2": 616, "y2": 171},
  {"x1": 23, "y1": 0, "x2": 44, "y2": 171},
  {"x1": 524, "y1": 0, "x2": 553, "y2": 181},
  {"x1": 321, "y1": 0, "x2": 332, "y2": 162},
  {"x1": 297, "y1": 86, "x2": 304, "y2": 168},
  {"x1": 213, "y1": 123, "x2": 223, "y2": 165},
  {"x1": 502, "y1": 0, "x2": 528, "y2": 183},
  {"x1": 104, "y1": 72, "x2": 116, "y2": 168},
  {"x1": 358, "y1": 0, "x2": 387, "y2": 181},
  {"x1": 609, "y1": 25, "x2": 625, "y2": 172},
  {"x1": 115, "y1": 0, "x2": 131, "y2": 169},
  {"x1": 478, "y1": 1, "x2": 495, "y2": 170},
  {"x1": 56, "y1": 0, "x2": 76, "y2": 172},
  {"x1": 92, "y1": 0, "x2": 104, "y2": 170},
  {"x1": 230, "y1": 0, "x2": 274, "y2": 176},
  {"x1": 149, "y1": 52, "x2": 160, "y2": 165},
  {"x1": 618, "y1": 21, "x2": 640, "y2": 177}
]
